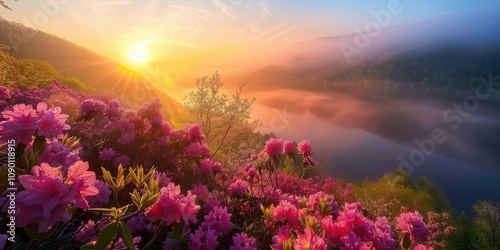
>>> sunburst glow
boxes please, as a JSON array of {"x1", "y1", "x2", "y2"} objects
[{"x1": 126, "y1": 43, "x2": 149, "y2": 65}]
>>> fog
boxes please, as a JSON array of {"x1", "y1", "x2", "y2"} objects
[{"x1": 250, "y1": 88, "x2": 500, "y2": 213}]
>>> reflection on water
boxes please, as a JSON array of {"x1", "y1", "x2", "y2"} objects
[{"x1": 251, "y1": 89, "x2": 500, "y2": 213}]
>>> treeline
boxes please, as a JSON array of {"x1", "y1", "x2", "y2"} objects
[{"x1": 290, "y1": 45, "x2": 500, "y2": 99}]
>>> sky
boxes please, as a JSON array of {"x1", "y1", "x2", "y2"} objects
[{"x1": 1, "y1": 0, "x2": 499, "y2": 83}]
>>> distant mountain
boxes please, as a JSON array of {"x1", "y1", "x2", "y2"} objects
[
  {"x1": 0, "y1": 17, "x2": 183, "y2": 120},
  {"x1": 237, "y1": 4, "x2": 500, "y2": 94}
]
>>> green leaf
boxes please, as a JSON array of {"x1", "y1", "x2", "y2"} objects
[
  {"x1": 101, "y1": 169, "x2": 114, "y2": 186},
  {"x1": 118, "y1": 222, "x2": 135, "y2": 250},
  {"x1": 401, "y1": 233, "x2": 411, "y2": 249},
  {"x1": 172, "y1": 221, "x2": 185, "y2": 240},
  {"x1": 88, "y1": 208, "x2": 114, "y2": 215},
  {"x1": 33, "y1": 135, "x2": 46, "y2": 154},
  {"x1": 15, "y1": 143, "x2": 26, "y2": 160},
  {"x1": 94, "y1": 222, "x2": 119, "y2": 250}
]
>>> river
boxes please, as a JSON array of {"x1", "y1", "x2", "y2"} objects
[{"x1": 251, "y1": 88, "x2": 500, "y2": 213}]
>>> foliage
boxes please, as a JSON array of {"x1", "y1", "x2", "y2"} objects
[
  {"x1": 473, "y1": 200, "x2": 500, "y2": 248},
  {"x1": 182, "y1": 72, "x2": 262, "y2": 157},
  {"x1": 447, "y1": 212, "x2": 490, "y2": 250},
  {"x1": 355, "y1": 170, "x2": 452, "y2": 220}
]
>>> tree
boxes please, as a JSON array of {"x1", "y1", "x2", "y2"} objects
[
  {"x1": 182, "y1": 72, "x2": 261, "y2": 157},
  {"x1": 447, "y1": 212, "x2": 489, "y2": 250},
  {"x1": 416, "y1": 176, "x2": 452, "y2": 212},
  {"x1": 355, "y1": 170, "x2": 440, "y2": 219},
  {"x1": 473, "y1": 200, "x2": 500, "y2": 248}
]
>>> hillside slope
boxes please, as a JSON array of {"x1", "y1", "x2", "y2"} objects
[{"x1": 0, "y1": 17, "x2": 183, "y2": 120}]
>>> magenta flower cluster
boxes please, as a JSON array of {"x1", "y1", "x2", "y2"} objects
[
  {"x1": 16, "y1": 161, "x2": 99, "y2": 233},
  {"x1": 0, "y1": 102, "x2": 70, "y2": 145}
]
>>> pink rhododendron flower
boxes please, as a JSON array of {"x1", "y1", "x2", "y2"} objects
[
  {"x1": 15, "y1": 161, "x2": 100, "y2": 232},
  {"x1": 117, "y1": 131, "x2": 135, "y2": 144},
  {"x1": 297, "y1": 140, "x2": 312, "y2": 155},
  {"x1": 253, "y1": 186, "x2": 283, "y2": 203},
  {"x1": 264, "y1": 138, "x2": 283, "y2": 157},
  {"x1": 38, "y1": 138, "x2": 80, "y2": 174},
  {"x1": 340, "y1": 232, "x2": 371, "y2": 250},
  {"x1": 145, "y1": 183, "x2": 181, "y2": 224},
  {"x1": 137, "y1": 98, "x2": 163, "y2": 125},
  {"x1": 192, "y1": 184, "x2": 209, "y2": 200},
  {"x1": 373, "y1": 217, "x2": 397, "y2": 250},
  {"x1": 106, "y1": 99, "x2": 121, "y2": 116},
  {"x1": 201, "y1": 206, "x2": 232, "y2": 236},
  {"x1": 321, "y1": 216, "x2": 350, "y2": 244},
  {"x1": 186, "y1": 142, "x2": 210, "y2": 158},
  {"x1": 99, "y1": 148, "x2": 116, "y2": 161},
  {"x1": 153, "y1": 171, "x2": 171, "y2": 188},
  {"x1": 283, "y1": 140, "x2": 295, "y2": 154},
  {"x1": 396, "y1": 211, "x2": 429, "y2": 243},
  {"x1": 18, "y1": 163, "x2": 63, "y2": 190},
  {"x1": 181, "y1": 191, "x2": 200, "y2": 224},
  {"x1": 197, "y1": 159, "x2": 215, "y2": 175},
  {"x1": 188, "y1": 228, "x2": 219, "y2": 250},
  {"x1": 187, "y1": 124, "x2": 202, "y2": 141},
  {"x1": 271, "y1": 225, "x2": 293, "y2": 250},
  {"x1": 245, "y1": 166, "x2": 257, "y2": 179},
  {"x1": 229, "y1": 179, "x2": 249, "y2": 196},
  {"x1": 145, "y1": 182, "x2": 200, "y2": 226},
  {"x1": 230, "y1": 232, "x2": 257, "y2": 250},
  {"x1": 113, "y1": 154, "x2": 130, "y2": 167},
  {"x1": 79, "y1": 99, "x2": 106, "y2": 114},
  {"x1": 338, "y1": 203, "x2": 374, "y2": 240},
  {"x1": 87, "y1": 180, "x2": 111, "y2": 208},
  {"x1": 294, "y1": 227, "x2": 327, "y2": 250},
  {"x1": 126, "y1": 212, "x2": 149, "y2": 233},
  {"x1": 306, "y1": 191, "x2": 335, "y2": 214},
  {"x1": 0, "y1": 103, "x2": 38, "y2": 145},
  {"x1": 212, "y1": 161, "x2": 222, "y2": 172},
  {"x1": 16, "y1": 177, "x2": 73, "y2": 233},
  {"x1": 35, "y1": 103, "x2": 70, "y2": 137},
  {"x1": 272, "y1": 200, "x2": 300, "y2": 226},
  {"x1": 106, "y1": 117, "x2": 132, "y2": 131},
  {"x1": 67, "y1": 161, "x2": 99, "y2": 210},
  {"x1": 203, "y1": 197, "x2": 221, "y2": 214}
]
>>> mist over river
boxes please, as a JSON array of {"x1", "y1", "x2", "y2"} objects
[{"x1": 251, "y1": 88, "x2": 500, "y2": 213}]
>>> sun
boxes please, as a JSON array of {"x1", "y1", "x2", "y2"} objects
[{"x1": 126, "y1": 43, "x2": 149, "y2": 65}]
